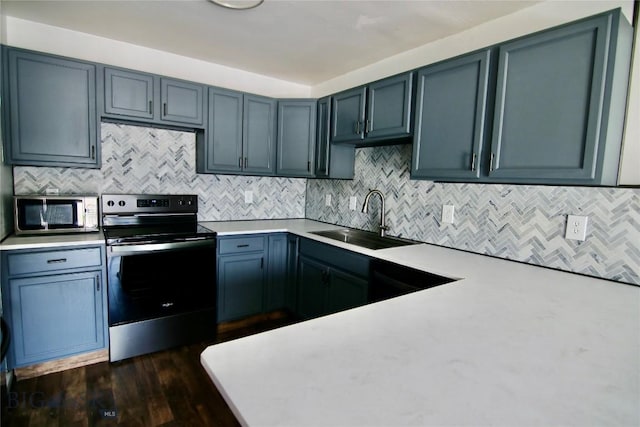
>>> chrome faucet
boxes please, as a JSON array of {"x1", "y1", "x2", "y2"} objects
[{"x1": 362, "y1": 189, "x2": 389, "y2": 237}]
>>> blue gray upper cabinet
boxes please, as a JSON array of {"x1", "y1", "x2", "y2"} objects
[
  {"x1": 198, "y1": 87, "x2": 243, "y2": 173},
  {"x1": 488, "y1": 10, "x2": 631, "y2": 185},
  {"x1": 412, "y1": 50, "x2": 491, "y2": 180},
  {"x1": 366, "y1": 73, "x2": 413, "y2": 140},
  {"x1": 410, "y1": 9, "x2": 631, "y2": 185},
  {"x1": 3, "y1": 48, "x2": 99, "y2": 168},
  {"x1": 243, "y1": 94, "x2": 277, "y2": 175},
  {"x1": 104, "y1": 67, "x2": 154, "y2": 120},
  {"x1": 315, "y1": 96, "x2": 355, "y2": 179},
  {"x1": 160, "y1": 78, "x2": 205, "y2": 125},
  {"x1": 276, "y1": 99, "x2": 317, "y2": 177},
  {"x1": 331, "y1": 86, "x2": 366, "y2": 143},
  {"x1": 102, "y1": 67, "x2": 205, "y2": 127},
  {"x1": 198, "y1": 89, "x2": 276, "y2": 176},
  {"x1": 331, "y1": 72, "x2": 413, "y2": 145}
]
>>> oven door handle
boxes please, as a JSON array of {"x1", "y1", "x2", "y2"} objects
[{"x1": 109, "y1": 238, "x2": 215, "y2": 255}]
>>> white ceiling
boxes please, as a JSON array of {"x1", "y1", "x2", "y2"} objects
[{"x1": 1, "y1": 0, "x2": 540, "y2": 85}]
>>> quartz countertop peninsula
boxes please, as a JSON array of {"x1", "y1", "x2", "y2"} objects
[{"x1": 201, "y1": 218, "x2": 640, "y2": 426}]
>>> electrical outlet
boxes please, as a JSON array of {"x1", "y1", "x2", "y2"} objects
[
  {"x1": 442, "y1": 204, "x2": 455, "y2": 224},
  {"x1": 565, "y1": 215, "x2": 588, "y2": 241},
  {"x1": 325, "y1": 194, "x2": 332, "y2": 207},
  {"x1": 349, "y1": 196, "x2": 357, "y2": 211},
  {"x1": 45, "y1": 188, "x2": 59, "y2": 195},
  {"x1": 244, "y1": 190, "x2": 253, "y2": 204}
]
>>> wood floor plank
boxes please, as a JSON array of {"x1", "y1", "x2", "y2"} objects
[
  {"x1": 1, "y1": 315, "x2": 292, "y2": 426},
  {"x1": 60, "y1": 366, "x2": 88, "y2": 425}
]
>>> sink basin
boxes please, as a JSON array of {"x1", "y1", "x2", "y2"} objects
[{"x1": 310, "y1": 229, "x2": 420, "y2": 250}]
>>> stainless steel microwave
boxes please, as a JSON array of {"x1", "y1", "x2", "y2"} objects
[{"x1": 14, "y1": 195, "x2": 99, "y2": 235}]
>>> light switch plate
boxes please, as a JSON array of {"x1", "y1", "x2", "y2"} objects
[
  {"x1": 565, "y1": 215, "x2": 588, "y2": 241},
  {"x1": 349, "y1": 196, "x2": 357, "y2": 211},
  {"x1": 442, "y1": 204, "x2": 455, "y2": 224},
  {"x1": 325, "y1": 194, "x2": 332, "y2": 207},
  {"x1": 244, "y1": 190, "x2": 253, "y2": 204}
]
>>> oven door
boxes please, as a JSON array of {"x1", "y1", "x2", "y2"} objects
[{"x1": 106, "y1": 238, "x2": 216, "y2": 326}]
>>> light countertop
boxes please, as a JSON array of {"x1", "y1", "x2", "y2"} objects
[
  {"x1": 0, "y1": 231, "x2": 105, "y2": 250},
  {"x1": 201, "y1": 219, "x2": 640, "y2": 426}
]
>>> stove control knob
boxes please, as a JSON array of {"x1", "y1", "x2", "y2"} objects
[
  {"x1": 187, "y1": 200, "x2": 193, "y2": 206},
  {"x1": 106, "y1": 200, "x2": 115, "y2": 207},
  {"x1": 178, "y1": 200, "x2": 184, "y2": 206},
  {"x1": 118, "y1": 200, "x2": 126, "y2": 207}
]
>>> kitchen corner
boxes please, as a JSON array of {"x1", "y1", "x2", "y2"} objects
[
  {"x1": 0, "y1": 1, "x2": 639, "y2": 425},
  {"x1": 200, "y1": 218, "x2": 640, "y2": 426}
]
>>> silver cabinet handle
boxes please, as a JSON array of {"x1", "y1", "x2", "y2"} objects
[
  {"x1": 91, "y1": 146, "x2": 96, "y2": 160},
  {"x1": 148, "y1": 100, "x2": 153, "y2": 114},
  {"x1": 96, "y1": 275, "x2": 100, "y2": 292},
  {"x1": 366, "y1": 119, "x2": 371, "y2": 133},
  {"x1": 47, "y1": 258, "x2": 67, "y2": 264},
  {"x1": 471, "y1": 153, "x2": 477, "y2": 171},
  {"x1": 490, "y1": 153, "x2": 495, "y2": 172}
]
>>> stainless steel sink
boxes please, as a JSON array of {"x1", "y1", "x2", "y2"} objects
[{"x1": 310, "y1": 229, "x2": 420, "y2": 250}]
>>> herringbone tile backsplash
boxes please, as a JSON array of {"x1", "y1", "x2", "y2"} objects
[
  {"x1": 13, "y1": 124, "x2": 639, "y2": 285},
  {"x1": 13, "y1": 123, "x2": 306, "y2": 221},
  {"x1": 306, "y1": 145, "x2": 640, "y2": 285}
]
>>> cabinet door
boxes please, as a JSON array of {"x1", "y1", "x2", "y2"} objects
[
  {"x1": 9, "y1": 271, "x2": 105, "y2": 367},
  {"x1": 296, "y1": 256, "x2": 327, "y2": 320},
  {"x1": 315, "y1": 97, "x2": 356, "y2": 179},
  {"x1": 326, "y1": 268, "x2": 368, "y2": 315},
  {"x1": 276, "y1": 100, "x2": 316, "y2": 177},
  {"x1": 331, "y1": 87, "x2": 366, "y2": 143},
  {"x1": 6, "y1": 49, "x2": 98, "y2": 167},
  {"x1": 315, "y1": 97, "x2": 331, "y2": 177},
  {"x1": 104, "y1": 67, "x2": 154, "y2": 120},
  {"x1": 412, "y1": 50, "x2": 490, "y2": 180},
  {"x1": 286, "y1": 235, "x2": 299, "y2": 312},
  {"x1": 204, "y1": 87, "x2": 243, "y2": 173},
  {"x1": 243, "y1": 95, "x2": 277, "y2": 175},
  {"x1": 489, "y1": 14, "x2": 612, "y2": 182},
  {"x1": 366, "y1": 72, "x2": 413, "y2": 139},
  {"x1": 265, "y1": 234, "x2": 288, "y2": 312},
  {"x1": 217, "y1": 253, "x2": 265, "y2": 322},
  {"x1": 160, "y1": 78, "x2": 205, "y2": 125}
]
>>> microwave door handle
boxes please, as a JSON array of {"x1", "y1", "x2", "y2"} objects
[{"x1": 77, "y1": 201, "x2": 85, "y2": 227}]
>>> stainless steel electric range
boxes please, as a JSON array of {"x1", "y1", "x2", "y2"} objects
[{"x1": 102, "y1": 194, "x2": 217, "y2": 362}]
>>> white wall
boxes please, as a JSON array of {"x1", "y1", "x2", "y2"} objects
[{"x1": 2, "y1": 16, "x2": 311, "y2": 98}]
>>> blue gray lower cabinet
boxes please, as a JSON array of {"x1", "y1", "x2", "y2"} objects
[
  {"x1": 216, "y1": 233, "x2": 294, "y2": 322},
  {"x1": 296, "y1": 238, "x2": 369, "y2": 320},
  {"x1": 1, "y1": 245, "x2": 107, "y2": 369}
]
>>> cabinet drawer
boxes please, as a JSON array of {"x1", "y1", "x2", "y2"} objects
[
  {"x1": 218, "y1": 235, "x2": 265, "y2": 254},
  {"x1": 7, "y1": 247, "x2": 103, "y2": 276}
]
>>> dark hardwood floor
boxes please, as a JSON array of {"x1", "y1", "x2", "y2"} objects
[{"x1": 1, "y1": 315, "x2": 294, "y2": 426}]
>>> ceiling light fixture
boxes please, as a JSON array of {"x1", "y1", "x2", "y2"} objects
[{"x1": 208, "y1": 0, "x2": 264, "y2": 10}]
